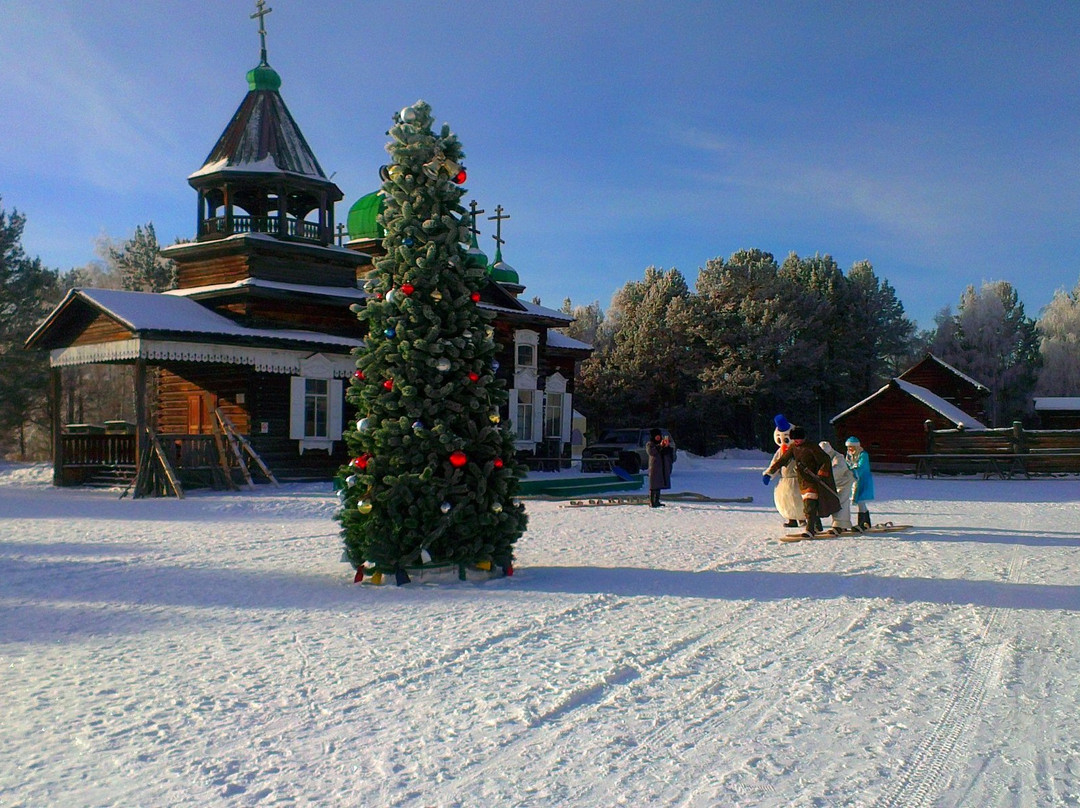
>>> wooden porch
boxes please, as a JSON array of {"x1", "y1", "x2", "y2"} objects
[{"x1": 58, "y1": 413, "x2": 278, "y2": 497}]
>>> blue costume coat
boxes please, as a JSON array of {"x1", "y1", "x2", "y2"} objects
[{"x1": 850, "y1": 451, "x2": 875, "y2": 503}]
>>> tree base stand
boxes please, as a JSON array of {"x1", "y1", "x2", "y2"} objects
[{"x1": 360, "y1": 562, "x2": 509, "y2": 585}]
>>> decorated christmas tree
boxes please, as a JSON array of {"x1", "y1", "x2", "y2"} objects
[{"x1": 338, "y1": 101, "x2": 527, "y2": 584}]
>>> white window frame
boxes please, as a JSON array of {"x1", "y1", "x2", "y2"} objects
[
  {"x1": 543, "y1": 391, "x2": 563, "y2": 439},
  {"x1": 514, "y1": 329, "x2": 539, "y2": 375},
  {"x1": 290, "y1": 354, "x2": 343, "y2": 453},
  {"x1": 516, "y1": 389, "x2": 535, "y2": 442},
  {"x1": 544, "y1": 372, "x2": 572, "y2": 444},
  {"x1": 304, "y1": 378, "x2": 330, "y2": 439}
]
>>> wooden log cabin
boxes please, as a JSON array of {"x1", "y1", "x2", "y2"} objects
[
  {"x1": 25, "y1": 32, "x2": 591, "y2": 490},
  {"x1": 830, "y1": 355, "x2": 990, "y2": 470}
]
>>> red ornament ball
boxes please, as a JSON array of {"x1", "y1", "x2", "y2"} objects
[
  {"x1": 353, "y1": 369, "x2": 365, "y2": 380},
  {"x1": 494, "y1": 458, "x2": 504, "y2": 469},
  {"x1": 382, "y1": 378, "x2": 394, "y2": 390},
  {"x1": 468, "y1": 372, "x2": 480, "y2": 383},
  {"x1": 401, "y1": 283, "x2": 415, "y2": 296},
  {"x1": 470, "y1": 292, "x2": 481, "y2": 303},
  {"x1": 453, "y1": 169, "x2": 467, "y2": 184},
  {"x1": 449, "y1": 451, "x2": 468, "y2": 468}
]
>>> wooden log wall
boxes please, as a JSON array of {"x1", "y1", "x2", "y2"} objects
[
  {"x1": 71, "y1": 312, "x2": 132, "y2": 346},
  {"x1": 901, "y1": 362, "x2": 989, "y2": 423},
  {"x1": 155, "y1": 363, "x2": 252, "y2": 435},
  {"x1": 176, "y1": 254, "x2": 250, "y2": 289},
  {"x1": 831, "y1": 385, "x2": 958, "y2": 466}
]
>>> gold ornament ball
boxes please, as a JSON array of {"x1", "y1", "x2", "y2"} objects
[{"x1": 357, "y1": 500, "x2": 373, "y2": 514}]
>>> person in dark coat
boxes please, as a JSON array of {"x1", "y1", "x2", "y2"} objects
[
  {"x1": 763, "y1": 426, "x2": 840, "y2": 536},
  {"x1": 645, "y1": 428, "x2": 675, "y2": 508}
]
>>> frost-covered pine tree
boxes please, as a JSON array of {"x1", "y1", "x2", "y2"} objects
[{"x1": 338, "y1": 101, "x2": 526, "y2": 584}]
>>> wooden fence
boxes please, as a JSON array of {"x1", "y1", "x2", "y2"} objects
[{"x1": 913, "y1": 421, "x2": 1080, "y2": 478}]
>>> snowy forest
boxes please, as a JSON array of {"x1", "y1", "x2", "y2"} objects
[
  {"x1": 4, "y1": 195, "x2": 1080, "y2": 459},
  {"x1": 560, "y1": 250, "x2": 1076, "y2": 453}
]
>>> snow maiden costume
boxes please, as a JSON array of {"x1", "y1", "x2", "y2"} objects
[
  {"x1": 846, "y1": 436, "x2": 875, "y2": 531},
  {"x1": 764, "y1": 415, "x2": 803, "y2": 527}
]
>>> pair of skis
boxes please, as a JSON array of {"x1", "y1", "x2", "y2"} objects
[{"x1": 777, "y1": 522, "x2": 912, "y2": 543}]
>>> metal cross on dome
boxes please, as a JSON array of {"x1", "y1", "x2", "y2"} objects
[
  {"x1": 251, "y1": 0, "x2": 273, "y2": 63},
  {"x1": 488, "y1": 204, "x2": 510, "y2": 252},
  {"x1": 467, "y1": 200, "x2": 486, "y2": 240}
]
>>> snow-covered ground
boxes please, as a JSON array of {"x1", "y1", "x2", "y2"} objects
[{"x1": 3, "y1": 452, "x2": 1080, "y2": 807}]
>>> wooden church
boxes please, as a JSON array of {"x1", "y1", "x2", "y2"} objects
[{"x1": 25, "y1": 9, "x2": 591, "y2": 492}]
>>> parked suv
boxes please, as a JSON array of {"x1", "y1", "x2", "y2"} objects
[{"x1": 581, "y1": 428, "x2": 676, "y2": 473}]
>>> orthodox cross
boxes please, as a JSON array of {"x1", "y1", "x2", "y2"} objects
[
  {"x1": 488, "y1": 204, "x2": 510, "y2": 257},
  {"x1": 467, "y1": 200, "x2": 486, "y2": 241},
  {"x1": 251, "y1": 0, "x2": 273, "y2": 64}
]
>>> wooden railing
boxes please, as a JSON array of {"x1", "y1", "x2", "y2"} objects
[
  {"x1": 61, "y1": 434, "x2": 136, "y2": 467},
  {"x1": 159, "y1": 434, "x2": 221, "y2": 471},
  {"x1": 59, "y1": 433, "x2": 232, "y2": 475},
  {"x1": 200, "y1": 215, "x2": 323, "y2": 242}
]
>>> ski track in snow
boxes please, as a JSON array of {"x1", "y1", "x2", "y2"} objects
[{"x1": 3, "y1": 455, "x2": 1080, "y2": 807}]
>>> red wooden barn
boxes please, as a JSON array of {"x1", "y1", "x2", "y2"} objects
[{"x1": 830, "y1": 355, "x2": 989, "y2": 469}]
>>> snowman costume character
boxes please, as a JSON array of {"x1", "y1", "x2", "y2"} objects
[
  {"x1": 764, "y1": 415, "x2": 803, "y2": 527},
  {"x1": 819, "y1": 441, "x2": 855, "y2": 532}
]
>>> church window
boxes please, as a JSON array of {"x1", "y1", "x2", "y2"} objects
[
  {"x1": 304, "y1": 379, "x2": 329, "y2": 438},
  {"x1": 516, "y1": 390, "x2": 535, "y2": 441}
]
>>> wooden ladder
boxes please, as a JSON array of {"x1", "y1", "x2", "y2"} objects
[
  {"x1": 127, "y1": 427, "x2": 185, "y2": 499},
  {"x1": 215, "y1": 408, "x2": 280, "y2": 488}
]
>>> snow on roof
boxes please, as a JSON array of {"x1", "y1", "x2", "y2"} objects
[
  {"x1": 831, "y1": 378, "x2": 988, "y2": 430},
  {"x1": 520, "y1": 299, "x2": 574, "y2": 322},
  {"x1": 478, "y1": 298, "x2": 576, "y2": 325},
  {"x1": 1034, "y1": 397, "x2": 1080, "y2": 410},
  {"x1": 895, "y1": 379, "x2": 988, "y2": 429},
  {"x1": 75, "y1": 288, "x2": 359, "y2": 348},
  {"x1": 161, "y1": 232, "x2": 364, "y2": 258},
  {"x1": 164, "y1": 278, "x2": 367, "y2": 301},
  {"x1": 921, "y1": 354, "x2": 990, "y2": 392},
  {"x1": 830, "y1": 383, "x2": 891, "y2": 423},
  {"x1": 546, "y1": 331, "x2": 592, "y2": 351},
  {"x1": 191, "y1": 89, "x2": 328, "y2": 181}
]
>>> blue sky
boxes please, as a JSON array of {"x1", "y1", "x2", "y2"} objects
[{"x1": 3, "y1": 1, "x2": 1080, "y2": 330}]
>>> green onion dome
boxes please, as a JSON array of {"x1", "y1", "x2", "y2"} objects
[
  {"x1": 488, "y1": 258, "x2": 520, "y2": 285},
  {"x1": 465, "y1": 231, "x2": 489, "y2": 271},
  {"x1": 347, "y1": 191, "x2": 385, "y2": 240},
  {"x1": 246, "y1": 61, "x2": 282, "y2": 91}
]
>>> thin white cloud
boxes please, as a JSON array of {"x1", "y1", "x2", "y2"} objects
[{"x1": 0, "y1": 6, "x2": 186, "y2": 192}]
